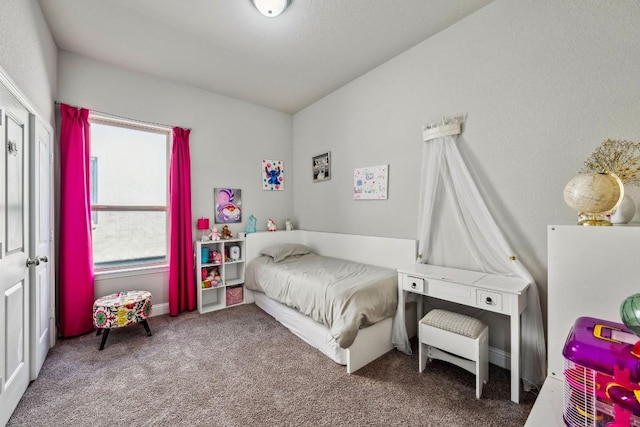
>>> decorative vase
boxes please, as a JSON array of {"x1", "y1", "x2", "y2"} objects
[{"x1": 611, "y1": 193, "x2": 636, "y2": 224}]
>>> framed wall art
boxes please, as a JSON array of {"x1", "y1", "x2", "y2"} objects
[
  {"x1": 214, "y1": 188, "x2": 242, "y2": 223},
  {"x1": 353, "y1": 164, "x2": 388, "y2": 200},
  {"x1": 262, "y1": 159, "x2": 284, "y2": 191},
  {"x1": 312, "y1": 152, "x2": 331, "y2": 182}
]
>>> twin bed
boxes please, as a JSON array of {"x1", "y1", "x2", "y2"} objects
[{"x1": 244, "y1": 230, "x2": 417, "y2": 373}]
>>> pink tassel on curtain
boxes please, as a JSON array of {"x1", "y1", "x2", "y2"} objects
[
  {"x1": 169, "y1": 127, "x2": 195, "y2": 315},
  {"x1": 58, "y1": 104, "x2": 95, "y2": 337}
]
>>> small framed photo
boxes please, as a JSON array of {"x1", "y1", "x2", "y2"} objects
[{"x1": 312, "y1": 152, "x2": 331, "y2": 182}]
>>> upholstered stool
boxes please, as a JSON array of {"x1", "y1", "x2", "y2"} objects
[
  {"x1": 93, "y1": 290, "x2": 153, "y2": 350},
  {"x1": 419, "y1": 309, "x2": 489, "y2": 399}
]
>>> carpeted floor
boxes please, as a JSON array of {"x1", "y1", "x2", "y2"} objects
[{"x1": 8, "y1": 304, "x2": 536, "y2": 426}]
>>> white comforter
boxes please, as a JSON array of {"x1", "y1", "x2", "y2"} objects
[{"x1": 245, "y1": 253, "x2": 398, "y2": 348}]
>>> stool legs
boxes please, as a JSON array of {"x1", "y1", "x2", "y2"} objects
[
  {"x1": 476, "y1": 329, "x2": 489, "y2": 399},
  {"x1": 98, "y1": 329, "x2": 110, "y2": 351},
  {"x1": 141, "y1": 320, "x2": 152, "y2": 336},
  {"x1": 96, "y1": 320, "x2": 152, "y2": 350},
  {"x1": 419, "y1": 331, "x2": 429, "y2": 373}
]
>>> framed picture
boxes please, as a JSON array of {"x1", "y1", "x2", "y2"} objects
[
  {"x1": 262, "y1": 159, "x2": 284, "y2": 191},
  {"x1": 214, "y1": 188, "x2": 242, "y2": 224},
  {"x1": 312, "y1": 152, "x2": 331, "y2": 182},
  {"x1": 353, "y1": 164, "x2": 388, "y2": 200}
]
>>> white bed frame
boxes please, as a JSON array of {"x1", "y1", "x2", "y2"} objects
[{"x1": 245, "y1": 230, "x2": 417, "y2": 373}]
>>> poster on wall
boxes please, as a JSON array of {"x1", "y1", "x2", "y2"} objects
[
  {"x1": 214, "y1": 188, "x2": 242, "y2": 223},
  {"x1": 353, "y1": 165, "x2": 388, "y2": 200},
  {"x1": 262, "y1": 159, "x2": 284, "y2": 191}
]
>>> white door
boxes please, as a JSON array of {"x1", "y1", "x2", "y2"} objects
[
  {"x1": 0, "y1": 84, "x2": 31, "y2": 426},
  {"x1": 29, "y1": 114, "x2": 53, "y2": 380}
]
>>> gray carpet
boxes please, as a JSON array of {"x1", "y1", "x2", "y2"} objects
[{"x1": 8, "y1": 304, "x2": 536, "y2": 426}]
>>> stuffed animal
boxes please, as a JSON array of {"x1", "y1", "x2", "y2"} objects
[
  {"x1": 267, "y1": 218, "x2": 277, "y2": 232},
  {"x1": 202, "y1": 267, "x2": 221, "y2": 288},
  {"x1": 209, "y1": 250, "x2": 222, "y2": 264},
  {"x1": 221, "y1": 225, "x2": 233, "y2": 240},
  {"x1": 210, "y1": 226, "x2": 221, "y2": 241},
  {"x1": 246, "y1": 214, "x2": 257, "y2": 234}
]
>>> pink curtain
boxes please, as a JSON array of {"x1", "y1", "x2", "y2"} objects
[
  {"x1": 169, "y1": 127, "x2": 195, "y2": 315},
  {"x1": 58, "y1": 104, "x2": 95, "y2": 337}
]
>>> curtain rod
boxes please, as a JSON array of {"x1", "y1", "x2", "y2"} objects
[{"x1": 55, "y1": 101, "x2": 191, "y2": 131}]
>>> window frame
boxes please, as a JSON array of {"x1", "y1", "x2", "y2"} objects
[{"x1": 88, "y1": 114, "x2": 172, "y2": 272}]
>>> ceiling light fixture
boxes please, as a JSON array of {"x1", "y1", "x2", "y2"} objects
[{"x1": 251, "y1": 0, "x2": 290, "y2": 17}]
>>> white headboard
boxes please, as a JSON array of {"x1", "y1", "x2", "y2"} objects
[{"x1": 245, "y1": 230, "x2": 416, "y2": 270}]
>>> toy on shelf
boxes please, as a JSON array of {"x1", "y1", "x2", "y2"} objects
[
  {"x1": 245, "y1": 214, "x2": 257, "y2": 234},
  {"x1": 210, "y1": 226, "x2": 221, "y2": 241},
  {"x1": 221, "y1": 225, "x2": 233, "y2": 240},
  {"x1": 562, "y1": 316, "x2": 640, "y2": 427},
  {"x1": 267, "y1": 218, "x2": 277, "y2": 232},
  {"x1": 285, "y1": 218, "x2": 293, "y2": 231},
  {"x1": 208, "y1": 250, "x2": 222, "y2": 265},
  {"x1": 201, "y1": 266, "x2": 221, "y2": 288}
]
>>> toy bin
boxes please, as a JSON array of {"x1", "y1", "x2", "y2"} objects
[
  {"x1": 563, "y1": 316, "x2": 640, "y2": 427},
  {"x1": 225, "y1": 285, "x2": 243, "y2": 306}
]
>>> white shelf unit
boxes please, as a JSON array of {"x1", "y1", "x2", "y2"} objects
[
  {"x1": 195, "y1": 238, "x2": 245, "y2": 314},
  {"x1": 526, "y1": 225, "x2": 640, "y2": 425}
]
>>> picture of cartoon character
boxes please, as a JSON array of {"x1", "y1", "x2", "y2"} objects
[
  {"x1": 214, "y1": 188, "x2": 242, "y2": 223},
  {"x1": 262, "y1": 159, "x2": 284, "y2": 191}
]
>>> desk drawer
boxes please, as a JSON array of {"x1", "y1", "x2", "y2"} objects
[
  {"x1": 476, "y1": 289, "x2": 504, "y2": 314},
  {"x1": 403, "y1": 275, "x2": 424, "y2": 293},
  {"x1": 427, "y1": 279, "x2": 475, "y2": 306}
]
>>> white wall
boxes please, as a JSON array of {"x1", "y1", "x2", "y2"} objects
[
  {"x1": 57, "y1": 51, "x2": 293, "y2": 307},
  {"x1": 0, "y1": 0, "x2": 57, "y2": 123},
  {"x1": 292, "y1": 1, "x2": 640, "y2": 351}
]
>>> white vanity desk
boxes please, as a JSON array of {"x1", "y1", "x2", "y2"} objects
[{"x1": 397, "y1": 264, "x2": 529, "y2": 404}]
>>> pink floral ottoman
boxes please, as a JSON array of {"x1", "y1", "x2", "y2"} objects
[{"x1": 93, "y1": 290, "x2": 153, "y2": 350}]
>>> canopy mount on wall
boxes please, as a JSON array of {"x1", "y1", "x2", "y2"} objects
[{"x1": 422, "y1": 114, "x2": 463, "y2": 141}]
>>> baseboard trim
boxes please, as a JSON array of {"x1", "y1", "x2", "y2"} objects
[
  {"x1": 489, "y1": 346, "x2": 510, "y2": 370},
  {"x1": 151, "y1": 302, "x2": 170, "y2": 317}
]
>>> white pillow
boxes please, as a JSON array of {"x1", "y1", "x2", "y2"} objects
[{"x1": 260, "y1": 243, "x2": 311, "y2": 263}]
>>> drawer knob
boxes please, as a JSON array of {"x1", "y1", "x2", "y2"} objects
[
  {"x1": 411, "y1": 282, "x2": 418, "y2": 289},
  {"x1": 485, "y1": 297, "x2": 494, "y2": 305}
]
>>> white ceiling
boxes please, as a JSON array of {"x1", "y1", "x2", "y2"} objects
[{"x1": 38, "y1": 0, "x2": 492, "y2": 113}]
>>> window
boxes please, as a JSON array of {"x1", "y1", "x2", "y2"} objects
[{"x1": 89, "y1": 116, "x2": 170, "y2": 270}]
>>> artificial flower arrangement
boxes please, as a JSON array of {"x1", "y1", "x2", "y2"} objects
[{"x1": 581, "y1": 139, "x2": 640, "y2": 186}]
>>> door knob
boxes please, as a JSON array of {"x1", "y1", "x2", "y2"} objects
[
  {"x1": 38, "y1": 256, "x2": 48, "y2": 263},
  {"x1": 26, "y1": 258, "x2": 40, "y2": 267}
]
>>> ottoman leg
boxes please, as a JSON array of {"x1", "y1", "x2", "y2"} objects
[
  {"x1": 99, "y1": 329, "x2": 110, "y2": 351},
  {"x1": 96, "y1": 329, "x2": 102, "y2": 336},
  {"x1": 140, "y1": 320, "x2": 152, "y2": 336}
]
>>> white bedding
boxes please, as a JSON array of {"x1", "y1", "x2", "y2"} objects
[{"x1": 245, "y1": 253, "x2": 398, "y2": 348}]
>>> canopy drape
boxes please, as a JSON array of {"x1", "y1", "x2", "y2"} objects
[{"x1": 393, "y1": 133, "x2": 546, "y2": 390}]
